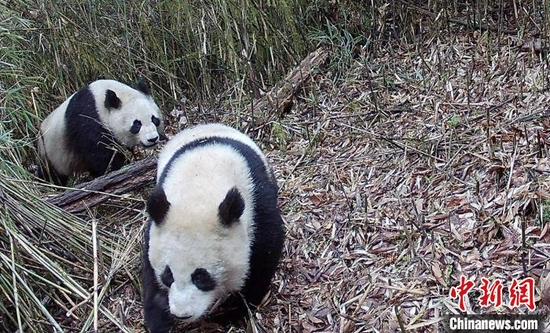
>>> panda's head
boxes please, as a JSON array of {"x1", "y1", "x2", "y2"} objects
[
  {"x1": 97, "y1": 80, "x2": 165, "y2": 148},
  {"x1": 146, "y1": 184, "x2": 251, "y2": 322}
]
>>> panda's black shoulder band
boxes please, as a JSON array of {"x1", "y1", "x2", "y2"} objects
[{"x1": 157, "y1": 136, "x2": 269, "y2": 188}]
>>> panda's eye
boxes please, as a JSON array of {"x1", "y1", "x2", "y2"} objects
[
  {"x1": 161, "y1": 266, "x2": 174, "y2": 287},
  {"x1": 191, "y1": 268, "x2": 216, "y2": 291},
  {"x1": 151, "y1": 115, "x2": 160, "y2": 127},
  {"x1": 130, "y1": 119, "x2": 142, "y2": 134}
]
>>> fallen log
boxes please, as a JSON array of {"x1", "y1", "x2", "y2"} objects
[
  {"x1": 252, "y1": 47, "x2": 328, "y2": 121},
  {"x1": 47, "y1": 156, "x2": 157, "y2": 214}
]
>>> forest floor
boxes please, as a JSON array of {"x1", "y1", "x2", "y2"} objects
[
  {"x1": 110, "y1": 26, "x2": 550, "y2": 332},
  {"x1": 252, "y1": 29, "x2": 550, "y2": 332},
  {"x1": 7, "y1": 12, "x2": 550, "y2": 333}
]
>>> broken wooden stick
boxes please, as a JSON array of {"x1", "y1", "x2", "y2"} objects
[
  {"x1": 47, "y1": 156, "x2": 157, "y2": 214},
  {"x1": 252, "y1": 47, "x2": 328, "y2": 121}
]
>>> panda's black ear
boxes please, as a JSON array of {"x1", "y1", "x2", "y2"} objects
[
  {"x1": 218, "y1": 187, "x2": 244, "y2": 226},
  {"x1": 104, "y1": 90, "x2": 121, "y2": 109},
  {"x1": 147, "y1": 186, "x2": 170, "y2": 225},
  {"x1": 137, "y1": 80, "x2": 151, "y2": 96}
]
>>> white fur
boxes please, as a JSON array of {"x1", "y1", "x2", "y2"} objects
[
  {"x1": 148, "y1": 124, "x2": 266, "y2": 321},
  {"x1": 38, "y1": 97, "x2": 76, "y2": 176},
  {"x1": 38, "y1": 79, "x2": 163, "y2": 177}
]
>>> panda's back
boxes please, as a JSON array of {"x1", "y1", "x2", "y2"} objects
[
  {"x1": 157, "y1": 124, "x2": 280, "y2": 232},
  {"x1": 162, "y1": 143, "x2": 257, "y2": 230}
]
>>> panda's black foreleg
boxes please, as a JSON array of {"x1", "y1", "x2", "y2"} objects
[
  {"x1": 143, "y1": 289, "x2": 174, "y2": 333},
  {"x1": 142, "y1": 220, "x2": 174, "y2": 333},
  {"x1": 85, "y1": 146, "x2": 127, "y2": 178},
  {"x1": 209, "y1": 211, "x2": 285, "y2": 326}
]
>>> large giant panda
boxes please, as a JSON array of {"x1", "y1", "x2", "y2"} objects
[
  {"x1": 37, "y1": 79, "x2": 165, "y2": 185},
  {"x1": 142, "y1": 123, "x2": 285, "y2": 332}
]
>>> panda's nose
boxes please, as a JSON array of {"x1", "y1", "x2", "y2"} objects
[{"x1": 148, "y1": 136, "x2": 158, "y2": 143}]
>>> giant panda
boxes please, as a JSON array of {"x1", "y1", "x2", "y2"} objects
[
  {"x1": 142, "y1": 123, "x2": 285, "y2": 332},
  {"x1": 37, "y1": 79, "x2": 165, "y2": 185}
]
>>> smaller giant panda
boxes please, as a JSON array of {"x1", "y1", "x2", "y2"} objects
[
  {"x1": 37, "y1": 79, "x2": 165, "y2": 185},
  {"x1": 142, "y1": 123, "x2": 284, "y2": 332}
]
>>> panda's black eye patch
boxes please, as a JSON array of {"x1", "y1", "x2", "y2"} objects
[
  {"x1": 191, "y1": 268, "x2": 216, "y2": 292},
  {"x1": 160, "y1": 266, "x2": 174, "y2": 287},
  {"x1": 151, "y1": 115, "x2": 160, "y2": 127},
  {"x1": 130, "y1": 119, "x2": 142, "y2": 134}
]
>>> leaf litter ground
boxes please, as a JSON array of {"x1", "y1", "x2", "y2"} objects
[
  {"x1": 95, "y1": 29, "x2": 550, "y2": 333},
  {"x1": 255, "y1": 31, "x2": 550, "y2": 332}
]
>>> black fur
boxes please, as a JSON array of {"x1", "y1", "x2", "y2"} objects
[
  {"x1": 142, "y1": 220, "x2": 175, "y2": 333},
  {"x1": 191, "y1": 268, "x2": 216, "y2": 291},
  {"x1": 130, "y1": 120, "x2": 142, "y2": 134},
  {"x1": 64, "y1": 86, "x2": 127, "y2": 180},
  {"x1": 143, "y1": 135, "x2": 284, "y2": 331},
  {"x1": 137, "y1": 80, "x2": 151, "y2": 95},
  {"x1": 218, "y1": 187, "x2": 245, "y2": 226},
  {"x1": 151, "y1": 115, "x2": 161, "y2": 127},
  {"x1": 160, "y1": 266, "x2": 174, "y2": 287},
  {"x1": 147, "y1": 186, "x2": 170, "y2": 225},
  {"x1": 104, "y1": 89, "x2": 121, "y2": 109}
]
